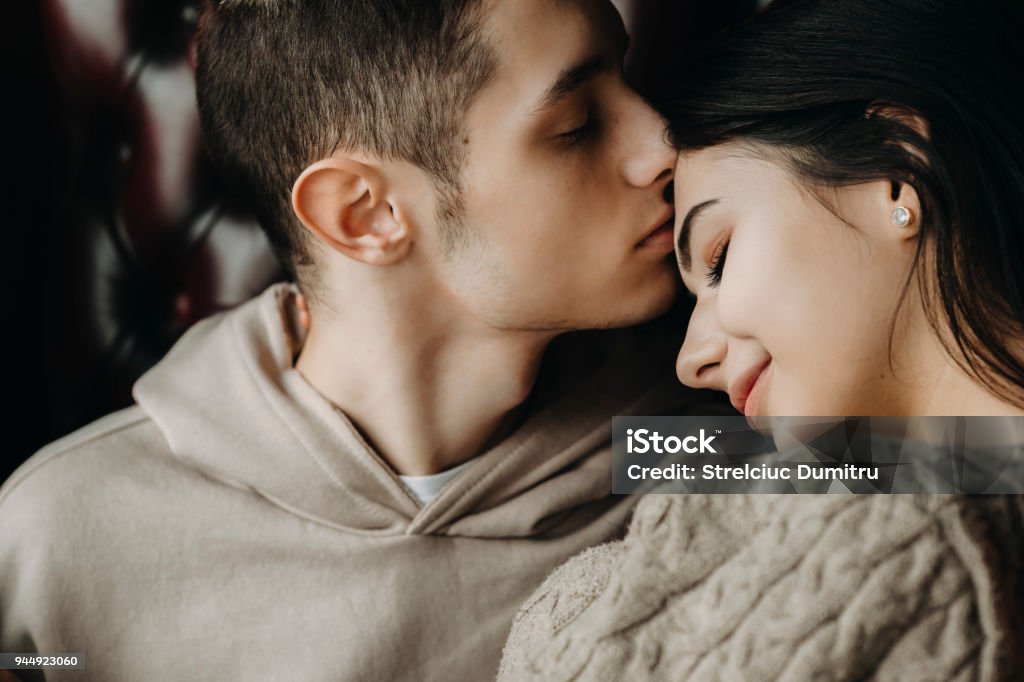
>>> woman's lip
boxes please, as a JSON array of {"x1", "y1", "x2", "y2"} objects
[
  {"x1": 743, "y1": 360, "x2": 771, "y2": 419},
  {"x1": 730, "y1": 357, "x2": 772, "y2": 415}
]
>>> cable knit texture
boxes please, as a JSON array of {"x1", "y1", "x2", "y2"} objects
[{"x1": 499, "y1": 494, "x2": 1024, "y2": 681}]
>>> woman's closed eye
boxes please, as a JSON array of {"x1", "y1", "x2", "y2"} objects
[{"x1": 705, "y1": 239, "x2": 730, "y2": 288}]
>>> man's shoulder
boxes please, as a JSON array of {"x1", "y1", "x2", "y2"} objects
[{"x1": 0, "y1": 407, "x2": 180, "y2": 527}]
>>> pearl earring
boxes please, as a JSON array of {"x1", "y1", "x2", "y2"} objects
[{"x1": 891, "y1": 206, "x2": 913, "y2": 227}]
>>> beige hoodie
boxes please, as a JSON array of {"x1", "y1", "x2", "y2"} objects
[{"x1": 0, "y1": 283, "x2": 704, "y2": 682}]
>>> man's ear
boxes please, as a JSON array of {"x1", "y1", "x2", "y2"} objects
[{"x1": 291, "y1": 157, "x2": 412, "y2": 266}]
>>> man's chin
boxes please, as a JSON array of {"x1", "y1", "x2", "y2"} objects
[
  {"x1": 494, "y1": 270, "x2": 679, "y2": 333},
  {"x1": 614, "y1": 273, "x2": 680, "y2": 325},
  {"x1": 576, "y1": 285, "x2": 679, "y2": 331}
]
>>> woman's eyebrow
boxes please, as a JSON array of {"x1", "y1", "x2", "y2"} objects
[{"x1": 676, "y1": 199, "x2": 721, "y2": 272}]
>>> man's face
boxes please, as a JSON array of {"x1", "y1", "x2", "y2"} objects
[{"x1": 426, "y1": 0, "x2": 678, "y2": 332}]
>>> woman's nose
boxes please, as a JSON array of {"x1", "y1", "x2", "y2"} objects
[{"x1": 676, "y1": 304, "x2": 728, "y2": 390}]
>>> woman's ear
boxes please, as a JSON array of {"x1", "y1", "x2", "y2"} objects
[
  {"x1": 865, "y1": 101, "x2": 931, "y2": 141},
  {"x1": 889, "y1": 181, "x2": 922, "y2": 241},
  {"x1": 291, "y1": 157, "x2": 412, "y2": 266},
  {"x1": 829, "y1": 179, "x2": 922, "y2": 242},
  {"x1": 861, "y1": 103, "x2": 928, "y2": 241}
]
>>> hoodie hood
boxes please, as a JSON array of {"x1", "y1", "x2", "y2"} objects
[{"x1": 134, "y1": 283, "x2": 690, "y2": 538}]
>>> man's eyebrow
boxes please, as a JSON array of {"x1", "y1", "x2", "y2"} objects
[
  {"x1": 532, "y1": 55, "x2": 607, "y2": 115},
  {"x1": 676, "y1": 199, "x2": 721, "y2": 272}
]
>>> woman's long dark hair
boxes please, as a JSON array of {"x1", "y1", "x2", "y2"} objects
[{"x1": 661, "y1": 0, "x2": 1024, "y2": 408}]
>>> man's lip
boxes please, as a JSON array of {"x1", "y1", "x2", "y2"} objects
[
  {"x1": 636, "y1": 209, "x2": 676, "y2": 248},
  {"x1": 729, "y1": 357, "x2": 772, "y2": 415}
]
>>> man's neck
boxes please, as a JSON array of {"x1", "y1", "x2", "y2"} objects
[{"x1": 294, "y1": 297, "x2": 555, "y2": 476}]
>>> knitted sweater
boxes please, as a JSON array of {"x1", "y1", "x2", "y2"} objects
[{"x1": 499, "y1": 493, "x2": 1024, "y2": 681}]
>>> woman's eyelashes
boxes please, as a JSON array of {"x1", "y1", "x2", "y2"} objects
[{"x1": 705, "y1": 239, "x2": 730, "y2": 288}]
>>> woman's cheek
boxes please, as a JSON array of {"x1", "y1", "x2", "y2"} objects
[{"x1": 714, "y1": 245, "x2": 772, "y2": 337}]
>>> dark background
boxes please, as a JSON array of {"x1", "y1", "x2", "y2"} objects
[{"x1": 8, "y1": 1, "x2": 58, "y2": 481}]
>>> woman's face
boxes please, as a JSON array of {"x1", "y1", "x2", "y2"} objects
[{"x1": 673, "y1": 143, "x2": 922, "y2": 419}]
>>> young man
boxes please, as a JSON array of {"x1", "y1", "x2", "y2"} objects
[{"x1": 0, "y1": 0, "x2": 700, "y2": 678}]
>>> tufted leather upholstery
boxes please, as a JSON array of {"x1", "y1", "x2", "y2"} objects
[
  {"x1": 15, "y1": 0, "x2": 282, "y2": 474},
  {"x1": 9, "y1": 0, "x2": 755, "y2": 478}
]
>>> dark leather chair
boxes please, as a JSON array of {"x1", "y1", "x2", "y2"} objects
[
  {"x1": 11, "y1": 0, "x2": 282, "y2": 478},
  {"x1": 8, "y1": 0, "x2": 755, "y2": 479}
]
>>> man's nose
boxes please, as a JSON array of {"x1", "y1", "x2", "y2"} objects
[
  {"x1": 676, "y1": 303, "x2": 728, "y2": 390},
  {"x1": 620, "y1": 92, "x2": 675, "y2": 189}
]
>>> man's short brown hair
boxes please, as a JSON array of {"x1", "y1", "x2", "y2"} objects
[{"x1": 195, "y1": 0, "x2": 497, "y2": 282}]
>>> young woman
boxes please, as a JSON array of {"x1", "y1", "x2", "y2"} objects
[
  {"x1": 668, "y1": 0, "x2": 1024, "y2": 421},
  {"x1": 499, "y1": 1, "x2": 1024, "y2": 679}
]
